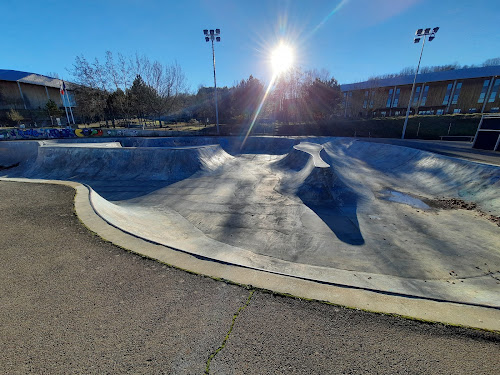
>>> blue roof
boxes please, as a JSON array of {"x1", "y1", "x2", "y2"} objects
[
  {"x1": 340, "y1": 65, "x2": 500, "y2": 92},
  {"x1": 0, "y1": 69, "x2": 32, "y2": 81},
  {"x1": 0, "y1": 69, "x2": 63, "y2": 88}
]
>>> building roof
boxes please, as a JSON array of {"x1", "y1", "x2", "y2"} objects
[
  {"x1": 0, "y1": 69, "x2": 67, "y2": 89},
  {"x1": 340, "y1": 65, "x2": 500, "y2": 92}
]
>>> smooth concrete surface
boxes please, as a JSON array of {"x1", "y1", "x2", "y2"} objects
[{"x1": 1, "y1": 136, "x2": 499, "y2": 329}]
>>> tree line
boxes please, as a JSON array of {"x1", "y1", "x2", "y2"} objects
[
  {"x1": 70, "y1": 52, "x2": 344, "y2": 128},
  {"x1": 70, "y1": 52, "x2": 188, "y2": 127}
]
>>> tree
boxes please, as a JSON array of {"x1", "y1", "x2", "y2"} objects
[
  {"x1": 306, "y1": 77, "x2": 343, "y2": 121},
  {"x1": 230, "y1": 75, "x2": 265, "y2": 123},
  {"x1": 7, "y1": 109, "x2": 23, "y2": 125},
  {"x1": 70, "y1": 52, "x2": 189, "y2": 127},
  {"x1": 482, "y1": 57, "x2": 500, "y2": 66},
  {"x1": 127, "y1": 75, "x2": 158, "y2": 124},
  {"x1": 45, "y1": 99, "x2": 61, "y2": 125},
  {"x1": 106, "y1": 89, "x2": 127, "y2": 127}
]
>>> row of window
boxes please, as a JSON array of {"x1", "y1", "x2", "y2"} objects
[
  {"x1": 353, "y1": 78, "x2": 500, "y2": 109},
  {"x1": 376, "y1": 107, "x2": 499, "y2": 117},
  {"x1": 346, "y1": 79, "x2": 500, "y2": 115}
]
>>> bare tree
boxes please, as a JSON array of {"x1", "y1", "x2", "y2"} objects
[
  {"x1": 46, "y1": 72, "x2": 60, "y2": 79},
  {"x1": 482, "y1": 57, "x2": 500, "y2": 66},
  {"x1": 105, "y1": 51, "x2": 121, "y2": 91}
]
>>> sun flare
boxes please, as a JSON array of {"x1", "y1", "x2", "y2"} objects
[{"x1": 271, "y1": 43, "x2": 294, "y2": 75}]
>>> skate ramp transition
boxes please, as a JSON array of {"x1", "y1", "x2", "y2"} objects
[{"x1": 1, "y1": 137, "x2": 499, "y2": 309}]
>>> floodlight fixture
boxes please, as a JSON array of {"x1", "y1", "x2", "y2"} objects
[
  {"x1": 402, "y1": 27, "x2": 440, "y2": 139},
  {"x1": 202, "y1": 28, "x2": 222, "y2": 135}
]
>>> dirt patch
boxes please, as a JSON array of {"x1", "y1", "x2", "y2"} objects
[
  {"x1": 428, "y1": 198, "x2": 478, "y2": 211},
  {"x1": 426, "y1": 197, "x2": 500, "y2": 227}
]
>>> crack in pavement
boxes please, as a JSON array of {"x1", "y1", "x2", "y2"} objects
[{"x1": 205, "y1": 289, "x2": 255, "y2": 374}]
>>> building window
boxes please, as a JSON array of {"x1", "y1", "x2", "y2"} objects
[
  {"x1": 420, "y1": 86, "x2": 430, "y2": 105},
  {"x1": 392, "y1": 88, "x2": 401, "y2": 107},
  {"x1": 488, "y1": 78, "x2": 500, "y2": 102},
  {"x1": 468, "y1": 108, "x2": 477, "y2": 113},
  {"x1": 451, "y1": 82, "x2": 462, "y2": 104},
  {"x1": 380, "y1": 111, "x2": 387, "y2": 117},
  {"x1": 491, "y1": 107, "x2": 499, "y2": 113},
  {"x1": 386, "y1": 89, "x2": 393, "y2": 107},
  {"x1": 442, "y1": 83, "x2": 453, "y2": 105},
  {"x1": 369, "y1": 91, "x2": 375, "y2": 108},
  {"x1": 478, "y1": 79, "x2": 490, "y2": 103},
  {"x1": 436, "y1": 109, "x2": 444, "y2": 115},
  {"x1": 453, "y1": 108, "x2": 461, "y2": 114},
  {"x1": 394, "y1": 111, "x2": 401, "y2": 116},
  {"x1": 412, "y1": 86, "x2": 421, "y2": 106},
  {"x1": 418, "y1": 110, "x2": 434, "y2": 115}
]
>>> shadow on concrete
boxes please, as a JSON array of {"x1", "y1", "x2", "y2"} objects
[{"x1": 299, "y1": 173, "x2": 365, "y2": 246}]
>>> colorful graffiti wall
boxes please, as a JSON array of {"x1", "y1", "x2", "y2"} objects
[{"x1": 0, "y1": 128, "x2": 145, "y2": 140}]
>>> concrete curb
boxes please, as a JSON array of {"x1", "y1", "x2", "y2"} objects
[{"x1": 1, "y1": 176, "x2": 499, "y2": 332}]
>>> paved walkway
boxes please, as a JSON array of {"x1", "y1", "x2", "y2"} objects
[{"x1": 1, "y1": 181, "x2": 499, "y2": 374}]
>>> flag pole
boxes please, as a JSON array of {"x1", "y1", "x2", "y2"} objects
[
  {"x1": 65, "y1": 89, "x2": 75, "y2": 124},
  {"x1": 60, "y1": 81, "x2": 70, "y2": 126}
]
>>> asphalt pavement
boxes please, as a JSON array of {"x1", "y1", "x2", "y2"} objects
[{"x1": 0, "y1": 181, "x2": 499, "y2": 374}]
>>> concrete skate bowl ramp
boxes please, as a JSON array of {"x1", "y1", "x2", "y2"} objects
[
  {"x1": 1, "y1": 140, "x2": 233, "y2": 200},
  {"x1": 1, "y1": 137, "x2": 499, "y2": 309},
  {"x1": 120, "y1": 136, "x2": 298, "y2": 155},
  {"x1": 322, "y1": 139, "x2": 500, "y2": 215},
  {"x1": 0, "y1": 141, "x2": 40, "y2": 170}
]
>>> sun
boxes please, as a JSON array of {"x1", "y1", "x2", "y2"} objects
[{"x1": 271, "y1": 43, "x2": 294, "y2": 75}]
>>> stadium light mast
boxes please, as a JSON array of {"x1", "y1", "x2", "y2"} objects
[
  {"x1": 402, "y1": 27, "x2": 439, "y2": 139},
  {"x1": 203, "y1": 28, "x2": 221, "y2": 135}
]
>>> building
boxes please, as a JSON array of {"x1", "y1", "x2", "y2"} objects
[
  {"x1": 0, "y1": 69, "x2": 75, "y2": 111},
  {"x1": 340, "y1": 65, "x2": 500, "y2": 118}
]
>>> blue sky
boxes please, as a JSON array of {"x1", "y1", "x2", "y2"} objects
[{"x1": 2, "y1": 0, "x2": 499, "y2": 90}]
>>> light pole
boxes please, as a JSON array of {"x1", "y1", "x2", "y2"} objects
[
  {"x1": 402, "y1": 27, "x2": 439, "y2": 139},
  {"x1": 203, "y1": 28, "x2": 221, "y2": 135}
]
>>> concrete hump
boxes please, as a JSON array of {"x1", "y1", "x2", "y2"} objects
[
  {"x1": 14, "y1": 143, "x2": 231, "y2": 181},
  {"x1": 273, "y1": 142, "x2": 330, "y2": 171},
  {"x1": 275, "y1": 142, "x2": 340, "y2": 203}
]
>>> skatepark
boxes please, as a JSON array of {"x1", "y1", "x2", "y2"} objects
[{"x1": 1, "y1": 136, "x2": 499, "y2": 329}]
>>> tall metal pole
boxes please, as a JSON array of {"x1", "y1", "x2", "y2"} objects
[
  {"x1": 402, "y1": 36, "x2": 426, "y2": 139},
  {"x1": 211, "y1": 38, "x2": 219, "y2": 135},
  {"x1": 65, "y1": 90, "x2": 75, "y2": 125},
  {"x1": 61, "y1": 93, "x2": 70, "y2": 126}
]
